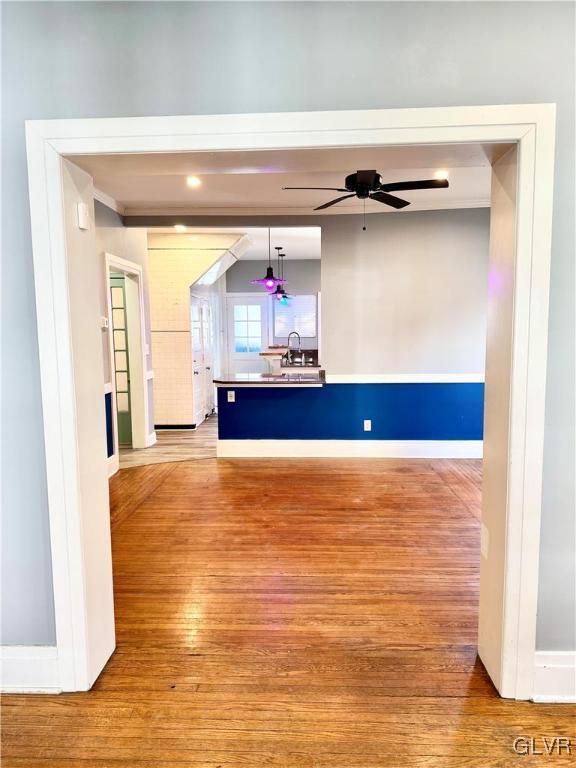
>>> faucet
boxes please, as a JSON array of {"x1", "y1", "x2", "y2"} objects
[{"x1": 287, "y1": 331, "x2": 301, "y2": 364}]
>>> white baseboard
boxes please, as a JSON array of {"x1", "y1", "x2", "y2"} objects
[
  {"x1": 1, "y1": 646, "x2": 61, "y2": 693},
  {"x1": 533, "y1": 651, "x2": 576, "y2": 703},
  {"x1": 217, "y1": 439, "x2": 483, "y2": 459},
  {"x1": 107, "y1": 453, "x2": 119, "y2": 477},
  {"x1": 145, "y1": 431, "x2": 157, "y2": 447}
]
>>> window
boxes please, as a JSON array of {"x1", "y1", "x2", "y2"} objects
[
  {"x1": 234, "y1": 304, "x2": 262, "y2": 353},
  {"x1": 274, "y1": 294, "x2": 317, "y2": 338}
]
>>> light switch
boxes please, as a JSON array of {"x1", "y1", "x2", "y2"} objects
[
  {"x1": 77, "y1": 202, "x2": 90, "y2": 230},
  {"x1": 227, "y1": 390, "x2": 236, "y2": 403},
  {"x1": 363, "y1": 419, "x2": 372, "y2": 432}
]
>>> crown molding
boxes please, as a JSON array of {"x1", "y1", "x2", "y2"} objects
[{"x1": 122, "y1": 199, "x2": 490, "y2": 218}]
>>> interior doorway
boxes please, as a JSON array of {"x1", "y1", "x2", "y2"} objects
[
  {"x1": 22, "y1": 105, "x2": 556, "y2": 699},
  {"x1": 104, "y1": 252, "x2": 153, "y2": 476},
  {"x1": 109, "y1": 274, "x2": 133, "y2": 447},
  {"x1": 191, "y1": 293, "x2": 215, "y2": 427}
]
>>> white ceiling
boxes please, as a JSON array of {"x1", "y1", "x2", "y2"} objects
[
  {"x1": 150, "y1": 227, "x2": 321, "y2": 260},
  {"x1": 72, "y1": 143, "x2": 505, "y2": 216}
]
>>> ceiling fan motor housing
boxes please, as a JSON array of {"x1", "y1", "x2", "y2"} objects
[{"x1": 345, "y1": 170, "x2": 382, "y2": 198}]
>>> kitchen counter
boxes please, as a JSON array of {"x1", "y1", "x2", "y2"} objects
[{"x1": 214, "y1": 370, "x2": 325, "y2": 387}]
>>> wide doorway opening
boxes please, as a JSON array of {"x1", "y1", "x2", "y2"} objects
[{"x1": 20, "y1": 108, "x2": 556, "y2": 717}]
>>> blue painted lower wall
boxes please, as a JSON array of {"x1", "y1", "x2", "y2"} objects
[
  {"x1": 105, "y1": 392, "x2": 114, "y2": 458},
  {"x1": 217, "y1": 383, "x2": 484, "y2": 441}
]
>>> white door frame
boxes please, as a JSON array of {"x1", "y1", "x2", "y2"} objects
[
  {"x1": 23, "y1": 105, "x2": 556, "y2": 697},
  {"x1": 105, "y1": 252, "x2": 153, "y2": 473}
]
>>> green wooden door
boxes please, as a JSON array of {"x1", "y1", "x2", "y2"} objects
[{"x1": 110, "y1": 275, "x2": 132, "y2": 446}]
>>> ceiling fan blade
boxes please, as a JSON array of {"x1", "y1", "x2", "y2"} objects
[
  {"x1": 380, "y1": 179, "x2": 449, "y2": 192},
  {"x1": 370, "y1": 191, "x2": 410, "y2": 209},
  {"x1": 283, "y1": 186, "x2": 348, "y2": 192},
  {"x1": 314, "y1": 194, "x2": 356, "y2": 211}
]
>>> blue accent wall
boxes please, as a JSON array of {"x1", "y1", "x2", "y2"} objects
[
  {"x1": 104, "y1": 392, "x2": 114, "y2": 458},
  {"x1": 217, "y1": 383, "x2": 484, "y2": 441}
]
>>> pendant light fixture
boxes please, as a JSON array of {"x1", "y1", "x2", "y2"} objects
[
  {"x1": 250, "y1": 228, "x2": 287, "y2": 291},
  {"x1": 272, "y1": 249, "x2": 291, "y2": 305}
]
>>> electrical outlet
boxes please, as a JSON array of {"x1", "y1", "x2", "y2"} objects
[
  {"x1": 227, "y1": 390, "x2": 236, "y2": 403},
  {"x1": 363, "y1": 419, "x2": 372, "y2": 432}
]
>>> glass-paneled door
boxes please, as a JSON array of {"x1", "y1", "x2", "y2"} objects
[
  {"x1": 226, "y1": 295, "x2": 270, "y2": 374},
  {"x1": 110, "y1": 275, "x2": 132, "y2": 446}
]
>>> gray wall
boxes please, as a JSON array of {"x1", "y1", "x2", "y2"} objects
[
  {"x1": 321, "y1": 209, "x2": 489, "y2": 375},
  {"x1": 1, "y1": 2, "x2": 573, "y2": 650}
]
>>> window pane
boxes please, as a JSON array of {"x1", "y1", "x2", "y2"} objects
[
  {"x1": 112, "y1": 308, "x2": 125, "y2": 329},
  {"x1": 247, "y1": 305, "x2": 261, "y2": 320},
  {"x1": 113, "y1": 330, "x2": 126, "y2": 351},
  {"x1": 274, "y1": 295, "x2": 317, "y2": 338},
  {"x1": 234, "y1": 321, "x2": 247, "y2": 338},
  {"x1": 116, "y1": 393, "x2": 129, "y2": 412},
  {"x1": 116, "y1": 371, "x2": 128, "y2": 391},
  {"x1": 234, "y1": 339, "x2": 248, "y2": 353},
  {"x1": 247, "y1": 321, "x2": 261, "y2": 337},
  {"x1": 115, "y1": 351, "x2": 127, "y2": 371},
  {"x1": 248, "y1": 340, "x2": 261, "y2": 353},
  {"x1": 234, "y1": 305, "x2": 248, "y2": 321},
  {"x1": 111, "y1": 287, "x2": 124, "y2": 309}
]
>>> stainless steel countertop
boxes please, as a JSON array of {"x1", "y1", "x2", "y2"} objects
[{"x1": 214, "y1": 370, "x2": 325, "y2": 387}]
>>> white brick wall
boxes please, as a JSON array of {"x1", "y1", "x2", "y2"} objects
[{"x1": 148, "y1": 247, "x2": 224, "y2": 425}]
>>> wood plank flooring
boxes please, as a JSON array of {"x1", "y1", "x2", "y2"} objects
[
  {"x1": 119, "y1": 415, "x2": 217, "y2": 468},
  {"x1": 3, "y1": 458, "x2": 574, "y2": 767}
]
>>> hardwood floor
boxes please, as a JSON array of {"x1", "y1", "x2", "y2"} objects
[
  {"x1": 119, "y1": 415, "x2": 217, "y2": 468},
  {"x1": 3, "y1": 458, "x2": 574, "y2": 767}
]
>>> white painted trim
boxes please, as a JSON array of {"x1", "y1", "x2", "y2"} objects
[
  {"x1": 0, "y1": 646, "x2": 60, "y2": 693},
  {"x1": 103, "y1": 381, "x2": 113, "y2": 394},
  {"x1": 217, "y1": 439, "x2": 483, "y2": 459},
  {"x1": 146, "y1": 369, "x2": 154, "y2": 379},
  {"x1": 326, "y1": 373, "x2": 485, "y2": 384},
  {"x1": 24, "y1": 104, "x2": 556, "y2": 696},
  {"x1": 107, "y1": 453, "x2": 119, "y2": 478},
  {"x1": 533, "y1": 652, "x2": 576, "y2": 703},
  {"x1": 93, "y1": 187, "x2": 125, "y2": 216},
  {"x1": 122, "y1": 198, "x2": 491, "y2": 218},
  {"x1": 145, "y1": 432, "x2": 157, "y2": 448}
]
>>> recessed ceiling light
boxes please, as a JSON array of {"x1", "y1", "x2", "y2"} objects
[
  {"x1": 434, "y1": 169, "x2": 450, "y2": 180},
  {"x1": 174, "y1": 224, "x2": 187, "y2": 233},
  {"x1": 186, "y1": 175, "x2": 202, "y2": 188}
]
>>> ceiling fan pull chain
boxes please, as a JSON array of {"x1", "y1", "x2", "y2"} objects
[{"x1": 363, "y1": 199, "x2": 367, "y2": 231}]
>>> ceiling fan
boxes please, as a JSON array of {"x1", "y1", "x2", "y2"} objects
[{"x1": 283, "y1": 170, "x2": 449, "y2": 211}]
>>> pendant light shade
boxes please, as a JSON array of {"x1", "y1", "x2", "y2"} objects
[
  {"x1": 250, "y1": 230, "x2": 287, "y2": 291},
  {"x1": 273, "y1": 251, "x2": 291, "y2": 304}
]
